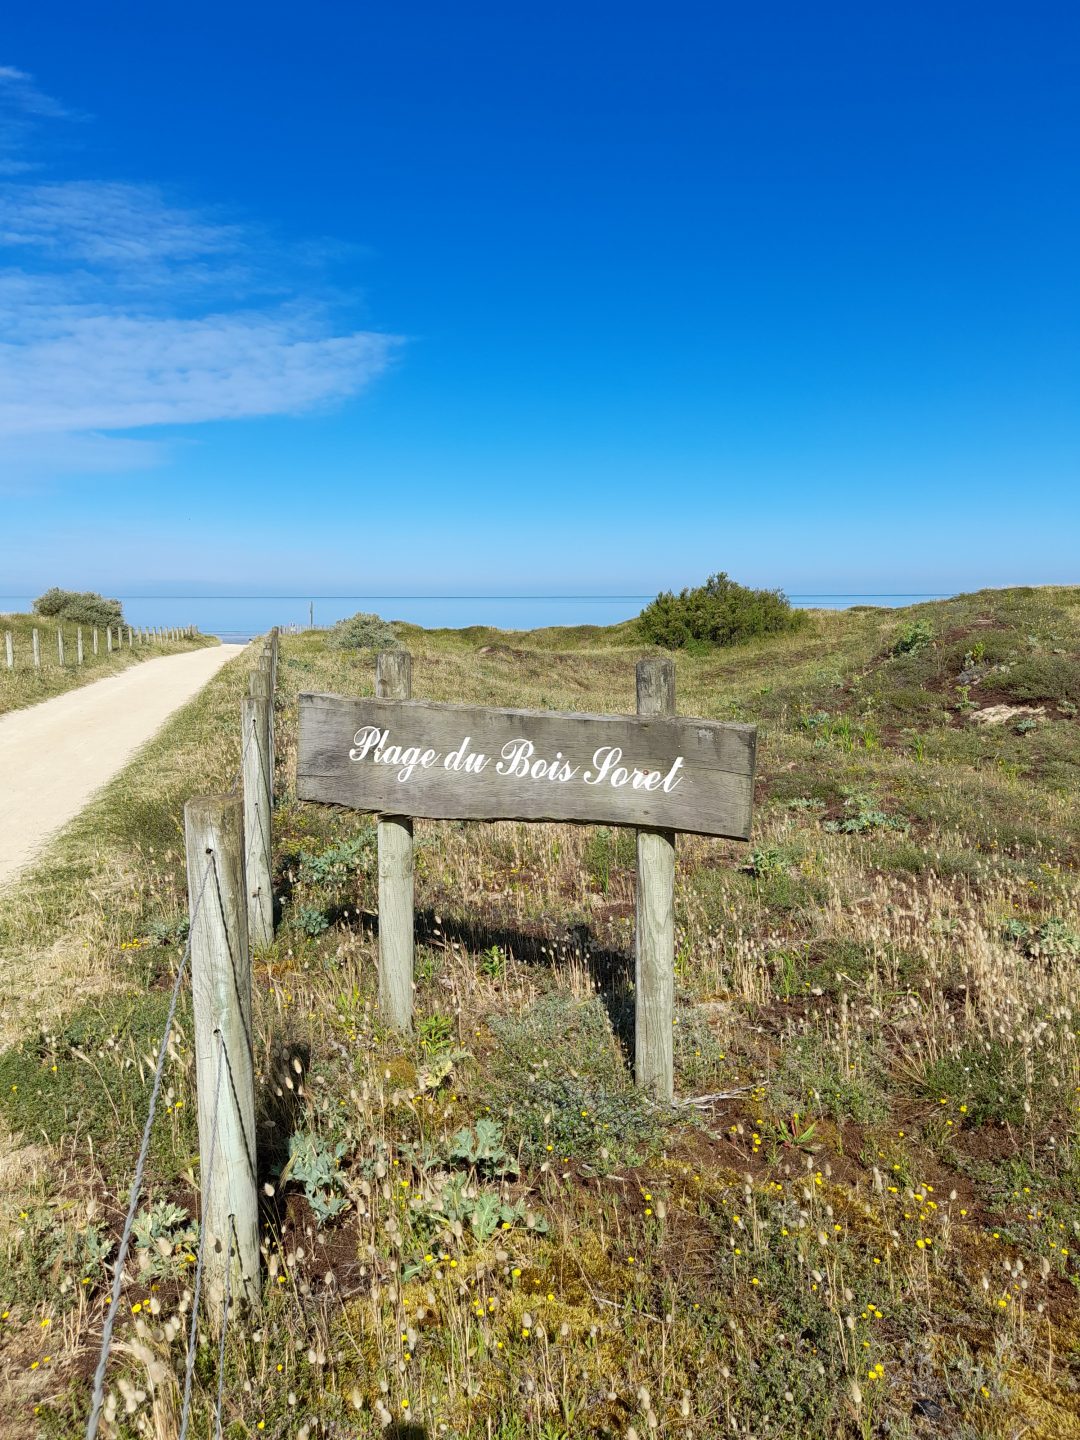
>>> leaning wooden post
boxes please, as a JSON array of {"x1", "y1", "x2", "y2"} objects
[
  {"x1": 32, "y1": 628, "x2": 40, "y2": 667},
  {"x1": 76, "y1": 627, "x2": 84, "y2": 665},
  {"x1": 4, "y1": 631, "x2": 12, "y2": 670},
  {"x1": 184, "y1": 794, "x2": 260, "y2": 1327},
  {"x1": 634, "y1": 658, "x2": 676, "y2": 1100},
  {"x1": 56, "y1": 628, "x2": 65, "y2": 666},
  {"x1": 376, "y1": 649, "x2": 414, "y2": 1030},
  {"x1": 242, "y1": 693, "x2": 274, "y2": 950}
]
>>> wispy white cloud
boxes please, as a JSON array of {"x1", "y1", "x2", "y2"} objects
[
  {"x1": 0, "y1": 66, "x2": 73, "y2": 120},
  {"x1": 0, "y1": 287, "x2": 398, "y2": 434},
  {"x1": 0, "y1": 72, "x2": 401, "y2": 482},
  {"x1": 0, "y1": 66, "x2": 78, "y2": 175},
  {"x1": 0, "y1": 181, "x2": 243, "y2": 268}
]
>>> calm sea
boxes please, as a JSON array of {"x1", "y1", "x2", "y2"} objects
[{"x1": 0, "y1": 593, "x2": 950, "y2": 643}]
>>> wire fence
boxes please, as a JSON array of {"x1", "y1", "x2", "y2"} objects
[{"x1": 84, "y1": 632, "x2": 275, "y2": 1440}]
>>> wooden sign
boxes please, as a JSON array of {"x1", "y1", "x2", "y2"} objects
[{"x1": 297, "y1": 693, "x2": 756, "y2": 839}]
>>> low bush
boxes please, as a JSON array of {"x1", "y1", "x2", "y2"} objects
[
  {"x1": 638, "y1": 572, "x2": 804, "y2": 650},
  {"x1": 32, "y1": 588, "x2": 123, "y2": 626},
  {"x1": 326, "y1": 611, "x2": 400, "y2": 651},
  {"x1": 889, "y1": 618, "x2": 935, "y2": 656},
  {"x1": 998, "y1": 655, "x2": 1080, "y2": 704}
]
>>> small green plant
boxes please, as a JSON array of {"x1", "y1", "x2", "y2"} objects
[
  {"x1": 148, "y1": 914, "x2": 190, "y2": 948},
  {"x1": 1015, "y1": 715, "x2": 1038, "y2": 734},
  {"x1": 418, "y1": 1011, "x2": 455, "y2": 1052},
  {"x1": 282, "y1": 1133, "x2": 350, "y2": 1223},
  {"x1": 295, "y1": 903, "x2": 330, "y2": 937},
  {"x1": 479, "y1": 944, "x2": 507, "y2": 978},
  {"x1": 824, "y1": 790, "x2": 907, "y2": 835},
  {"x1": 402, "y1": 1179, "x2": 547, "y2": 1277},
  {"x1": 47, "y1": 1216, "x2": 113, "y2": 1286},
  {"x1": 299, "y1": 831, "x2": 376, "y2": 886},
  {"x1": 1003, "y1": 916, "x2": 1080, "y2": 960},
  {"x1": 890, "y1": 619, "x2": 934, "y2": 656},
  {"x1": 447, "y1": 1117, "x2": 519, "y2": 1177},
  {"x1": 904, "y1": 729, "x2": 928, "y2": 762},
  {"x1": 326, "y1": 611, "x2": 400, "y2": 651},
  {"x1": 797, "y1": 711, "x2": 831, "y2": 732},
  {"x1": 131, "y1": 1199, "x2": 199, "y2": 1279},
  {"x1": 746, "y1": 845, "x2": 785, "y2": 877}
]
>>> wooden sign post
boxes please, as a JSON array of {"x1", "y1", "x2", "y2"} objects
[{"x1": 297, "y1": 651, "x2": 756, "y2": 1099}]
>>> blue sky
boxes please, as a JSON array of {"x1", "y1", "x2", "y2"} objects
[{"x1": 1, "y1": 2, "x2": 1078, "y2": 617}]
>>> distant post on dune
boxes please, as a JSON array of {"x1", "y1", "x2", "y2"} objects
[
  {"x1": 57, "y1": 628, "x2": 65, "y2": 666},
  {"x1": 4, "y1": 631, "x2": 12, "y2": 669},
  {"x1": 32, "y1": 629, "x2": 40, "y2": 667}
]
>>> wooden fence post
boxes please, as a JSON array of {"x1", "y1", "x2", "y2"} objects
[
  {"x1": 4, "y1": 631, "x2": 12, "y2": 669},
  {"x1": 56, "y1": 628, "x2": 64, "y2": 666},
  {"x1": 92, "y1": 627, "x2": 99, "y2": 656},
  {"x1": 32, "y1": 629, "x2": 40, "y2": 667},
  {"x1": 77, "y1": 627, "x2": 84, "y2": 665},
  {"x1": 242, "y1": 693, "x2": 274, "y2": 950},
  {"x1": 184, "y1": 794, "x2": 260, "y2": 1326},
  {"x1": 249, "y1": 664, "x2": 273, "y2": 784},
  {"x1": 376, "y1": 649, "x2": 414, "y2": 1030},
  {"x1": 127, "y1": 627, "x2": 133, "y2": 648},
  {"x1": 106, "y1": 627, "x2": 113, "y2": 654},
  {"x1": 634, "y1": 658, "x2": 676, "y2": 1100}
]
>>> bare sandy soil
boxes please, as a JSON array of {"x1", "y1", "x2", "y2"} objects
[{"x1": 0, "y1": 645, "x2": 244, "y2": 885}]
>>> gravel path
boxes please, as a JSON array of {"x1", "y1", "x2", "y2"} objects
[{"x1": 0, "y1": 645, "x2": 244, "y2": 885}]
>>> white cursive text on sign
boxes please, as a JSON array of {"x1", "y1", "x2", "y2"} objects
[{"x1": 348, "y1": 726, "x2": 685, "y2": 793}]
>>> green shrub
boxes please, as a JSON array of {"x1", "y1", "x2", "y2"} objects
[
  {"x1": 638, "y1": 572, "x2": 804, "y2": 650},
  {"x1": 998, "y1": 656, "x2": 1080, "y2": 704},
  {"x1": 889, "y1": 618, "x2": 934, "y2": 656},
  {"x1": 32, "y1": 588, "x2": 123, "y2": 626},
  {"x1": 326, "y1": 611, "x2": 400, "y2": 651}
]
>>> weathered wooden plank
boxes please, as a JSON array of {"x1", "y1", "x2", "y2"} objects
[
  {"x1": 297, "y1": 692, "x2": 756, "y2": 839},
  {"x1": 635, "y1": 658, "x2": 675, "y2": 1100}
]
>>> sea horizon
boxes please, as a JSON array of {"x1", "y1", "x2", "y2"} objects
[{"x1": 0, "y1": 592, "x2": 954, "y2": 643}]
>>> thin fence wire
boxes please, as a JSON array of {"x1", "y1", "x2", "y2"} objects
[
  {"x1": 178, "y1": 1031, "x2": 227, "y2": 1440},
  {"x1": 84, "y1": 856, "x2": 214, "y2": 1440}
]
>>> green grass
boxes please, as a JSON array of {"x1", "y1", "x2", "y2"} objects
[{"x1": 0, "y1": 587, "x2": 1078, "y2": 1438}]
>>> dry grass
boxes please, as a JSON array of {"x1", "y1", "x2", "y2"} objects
[{"x1": 0, "y1": 588, "x2": 1078, "y2": 1438}]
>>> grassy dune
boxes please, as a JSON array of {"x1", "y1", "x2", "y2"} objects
[
  {"x1": 0, "y1": 587, "x2": 1078, "y2": 1438},
  {"x1": 0, "y1": 613, "x2": 214, "y2": 718}
]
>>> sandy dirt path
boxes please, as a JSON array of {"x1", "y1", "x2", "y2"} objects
[{"x1": 0, "y1": 645, "x2": 245, "y2": 886}]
